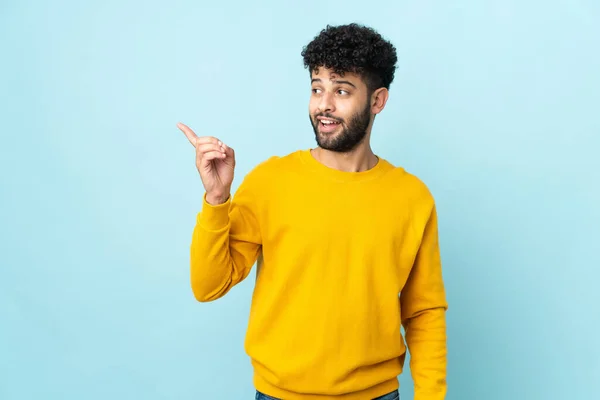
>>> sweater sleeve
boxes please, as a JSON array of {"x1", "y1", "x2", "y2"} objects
[
  {"x1": 401, "y1": 203, "x2": 448, "y2": 400},
  {"x1": 189, "y1": 173, "x2": 262, "y2": 302}
]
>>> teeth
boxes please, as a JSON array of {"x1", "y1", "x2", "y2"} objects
[{"x1": 322, "y1": 120, "x2": 337, "y2": 125}]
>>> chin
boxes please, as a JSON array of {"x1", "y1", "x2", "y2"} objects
[{"x1": 317, "y1": 138, "x2": 344, "y2": 152}]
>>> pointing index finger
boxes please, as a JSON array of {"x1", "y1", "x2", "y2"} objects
[{"x1": 177, "y1": 122, "x2": 198, "y2": 146}]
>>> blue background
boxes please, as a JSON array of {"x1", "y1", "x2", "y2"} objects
[{"x1": 1, "y1": 1, "x2": 599, "y2": 399}]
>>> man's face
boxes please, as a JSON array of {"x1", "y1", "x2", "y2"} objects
[{"x1": 309, "y1": 67, "x2": 372, "y2": 153}]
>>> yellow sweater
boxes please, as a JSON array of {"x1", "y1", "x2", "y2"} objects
[{"x1": 190, "y1": 149, "x2": 448, "y2": 400}]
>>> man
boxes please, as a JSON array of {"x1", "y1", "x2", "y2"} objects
[{"x1": 178, "y1": 23, "x2": 448, "y2": 400}]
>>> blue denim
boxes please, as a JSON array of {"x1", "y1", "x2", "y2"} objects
[{"x1": 255, "y1": 389, "x2": 399, "y2": 400}]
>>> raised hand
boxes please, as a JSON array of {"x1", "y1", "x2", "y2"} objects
[{"x1": 177, "y1": 122, "x2": 235, "y2": 205}]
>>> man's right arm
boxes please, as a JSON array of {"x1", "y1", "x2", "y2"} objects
[
  {"x1": 190, "y1": 174, "x2": 262, "y2": 302},
  {"x1": 175, "y1": 122, "x2": 262, "y2": 302}
]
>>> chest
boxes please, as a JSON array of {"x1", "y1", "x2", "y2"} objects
[{"x1": 260, "y1": 181, "x2": 421, "y2": 259}]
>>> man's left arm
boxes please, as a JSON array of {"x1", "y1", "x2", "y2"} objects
[{"x1": 401, "y1": 202, "x2": 448, "y2": 400}]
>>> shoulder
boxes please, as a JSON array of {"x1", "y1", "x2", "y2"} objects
[
  {"x1": 240, "y1": 150, "x2": 302, "y2": 183},
  {"x1": 381, "y1": 159, "x2": 436, "y2": 207},
  {"x1": 248, "y1": 150, "x2": 303, "y2": 173}
]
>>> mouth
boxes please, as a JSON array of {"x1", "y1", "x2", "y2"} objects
[{"x1": 317, "y1": 117, "x2": 342, "y2": 133}]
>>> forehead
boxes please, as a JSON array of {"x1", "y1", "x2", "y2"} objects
[{"x1": 311, "y1": 67, "x2": 363, "y2": 85}]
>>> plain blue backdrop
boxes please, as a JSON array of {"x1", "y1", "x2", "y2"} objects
[{"x1": 1, "y1": 1, "x2": 599, "y2": 399}]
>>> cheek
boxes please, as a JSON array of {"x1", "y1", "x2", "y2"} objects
[
  {"x1": 336, "y1": 104, "x2": 352, "y2": 120},
  {"x1": 308, "y1": 98, "x2": 319, "y2": 114}
]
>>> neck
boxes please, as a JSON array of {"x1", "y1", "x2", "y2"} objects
[{"x1": 311, "y1": 141, "x2": 378, "y2": 173}]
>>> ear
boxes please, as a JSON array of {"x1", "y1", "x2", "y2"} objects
[{"x1": 370, "y1": 87, "x2": 389, "y2": 115}]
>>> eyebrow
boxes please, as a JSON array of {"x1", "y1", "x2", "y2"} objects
[{"x1": 311, "y1": 78, "x2": 357, "y2": 89}]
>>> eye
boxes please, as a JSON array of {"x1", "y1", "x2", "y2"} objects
[
  {"x1": 337, "y1": 89, "x2": 349, "y2": 95},
  {"x1": 312, "y1": 88, "x2": 322, "y2": 94}
]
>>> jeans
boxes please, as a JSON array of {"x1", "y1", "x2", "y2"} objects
[{"x1": 255, "y1": 389, "x2": 399, "y2": 400}]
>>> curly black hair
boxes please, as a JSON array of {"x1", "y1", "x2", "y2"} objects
[{"x1": 301, "y1": 23, "x2": 398, "y2": 93}]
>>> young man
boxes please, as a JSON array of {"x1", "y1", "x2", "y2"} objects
[{"x1": 178, "y1": 23, "x2": 448, "y2": 400}]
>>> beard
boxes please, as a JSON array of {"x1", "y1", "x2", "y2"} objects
[{"x1": 310, "y1": 101, "x2": 372, "y2": 153}]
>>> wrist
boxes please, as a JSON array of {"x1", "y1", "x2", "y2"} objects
[{"x1": 205, "y1": 192, "x2": 230, "y2": 205}]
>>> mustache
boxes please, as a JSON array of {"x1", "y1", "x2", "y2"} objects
[{"x1": 314, "y1": 113, "x2": 344, "y2": 124}]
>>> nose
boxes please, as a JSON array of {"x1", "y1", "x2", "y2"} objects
[{"x1": 317, "y1": 91, "x2": 335, "y2": 114}]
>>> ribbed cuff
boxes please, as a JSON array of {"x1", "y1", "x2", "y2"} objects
[{"x1": 198, "y1": 193, "x2": 231, "y2": 231}]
